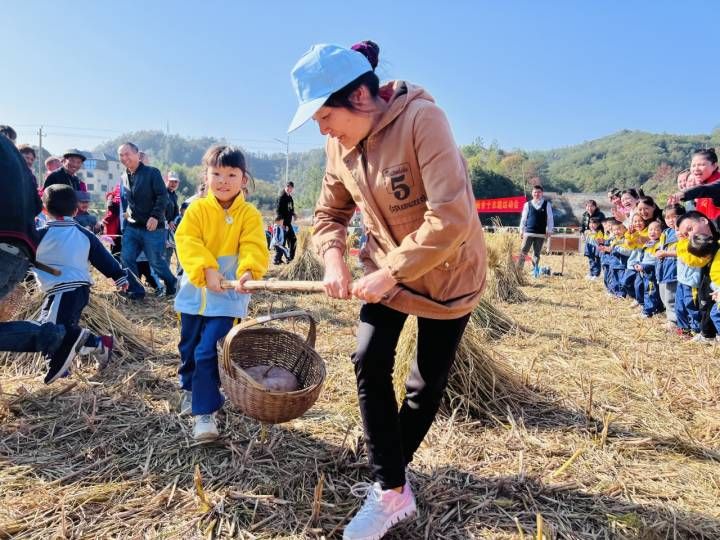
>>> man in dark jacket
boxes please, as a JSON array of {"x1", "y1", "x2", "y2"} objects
[
  {"x1": 118, "y1": 142, "x2": 176, "y2": 298},
  {"x1": 43, "y1": 149, "x2": 88, "y2": 192},
  {"x1": 275, "y1": 181, "x2": 297, "y2": 261},
  {"x1": 580, "y1": 200, "x2": 605, "y2": 233}
]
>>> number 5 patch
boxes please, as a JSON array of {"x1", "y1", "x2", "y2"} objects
[{"x1": 382, "y1": 163, "x2": 414, "y2": 201}]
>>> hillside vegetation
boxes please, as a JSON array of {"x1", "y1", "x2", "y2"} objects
[{"x1": 92, "y1": 129, "x2": 720, "y2": 209}]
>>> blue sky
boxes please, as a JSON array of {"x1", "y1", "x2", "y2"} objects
[{"x1": 2, "y1": 0, "x2": 718, "y2": 157}]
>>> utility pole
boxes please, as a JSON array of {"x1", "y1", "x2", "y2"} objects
[
  {"x1": 273, "y1": 136, "x2": 290, "y2": 185},
  {"x1": 37, "y1": 126, "x2": 44, "y2": 179}
]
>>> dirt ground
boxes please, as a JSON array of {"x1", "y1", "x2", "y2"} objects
[{"x1": 1, "y1": 252, "x2": 719, "y2": 539}]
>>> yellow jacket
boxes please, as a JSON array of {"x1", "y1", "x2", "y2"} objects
[{"x1": 174, "y1": 193, "x2": 269, "y2": 317}]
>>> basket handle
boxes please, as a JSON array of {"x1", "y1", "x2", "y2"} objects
[{"x1": 232, "y1": 310, "x2": 317, "y2": 348}]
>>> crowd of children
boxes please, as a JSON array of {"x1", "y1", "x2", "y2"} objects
[{"x1": 583, "y1": 149, "x2": 720, "y2": 343}]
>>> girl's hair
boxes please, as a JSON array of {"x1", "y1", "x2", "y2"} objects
[
  {"x1": 202, "y1": 145, "x2": 255, "y2": 191},
  {"x1": 324, "y1": 41, "x2": 380, "y2": 110},
  {"x1": 607, "y1": 188, "x2": 621, "y2": 198},
  {"x1": 589, "y1": 217, "x2": 603, "y2": 233},
  {"x1": 637, "y1": 195, "x2": 663, "y2": 221},
  {"x1": 692, "y1": 148, "x2": 718, "y2": 165},
  {"x1": 621, "y1": 188, "x2": 640, "y2": 201},
  {"x1": 647, "y1": 219, "x2": 663, "y2": 231},
  {"x1": 663, "y1": 203, "x2": 686, "y2": 218}
]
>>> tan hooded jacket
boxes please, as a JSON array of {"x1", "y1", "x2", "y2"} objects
[{"x1": 313, "y1": 81, "x2": 487, "y2": 319}]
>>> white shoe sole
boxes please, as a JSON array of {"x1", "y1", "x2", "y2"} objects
[
  {"x1": 193, "y1": 431, "x2": 219, "y2": 442},
  {"x1": 343, "y1": 503, "x2": 416, "y2": 540},
  {"x1": 46, "y1": 329, "x2": 89, "y2": 384}
]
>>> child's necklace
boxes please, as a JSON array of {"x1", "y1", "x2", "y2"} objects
[{"x1": 223, "y1": 208, "x2": 234, "y2": 224}]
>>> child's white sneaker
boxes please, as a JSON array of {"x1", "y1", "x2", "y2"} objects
[
  {"x1": 690, "y1": 334, "x2": 715, "y2": 344},
  {"x1": 343, "y1": 481, "x2": 416, "y2": 540},
  {"x1": 179, "y1": 390, "x2": 192, "y2": 416},
  {"x1": 193, "y1": 414, "x2": 219, "y2": 441}
]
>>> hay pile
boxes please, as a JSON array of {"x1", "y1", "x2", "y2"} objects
[
  {"x1": 1, "y1": 253, "x2": 720, "y2": 538},
  {"x1": 484, "y1": 229, "x2": 528, "y2": 303},
  {"x1": 393, "y1": 308, "x2": 530, "y2": 422},
  {"x1": 278, "y1": 229, "x2": 324, "y2": 282}
]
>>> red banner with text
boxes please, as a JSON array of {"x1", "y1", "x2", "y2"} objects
[{"x1": 475, "y1": 196, "x2": 526, "y2": 213}]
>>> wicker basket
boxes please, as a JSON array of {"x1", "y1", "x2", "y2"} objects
[{"x1": 218, "y1": 310, "x2": 326, "y2": 424}]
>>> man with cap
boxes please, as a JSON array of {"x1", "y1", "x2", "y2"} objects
[
  {"x1": 44, "y1": 149, "x2": 88, "y2": 192},
  {"x1": 74, "y1": 191, "x2": 99, "y2": 232}
]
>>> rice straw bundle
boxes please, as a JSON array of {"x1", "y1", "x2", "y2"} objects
[
  {"x1": 393, "y1": 312, "x2": 530, "y2": 421},
  {"x1": 278, "y1": 229, "x2": 324, "y2": 282},
  {"x1": 484, "y1": 229, "x2": 528, "y2": 303},
  {"x1": 472, "y1": 298, "x2": 517, "y2": 340}
]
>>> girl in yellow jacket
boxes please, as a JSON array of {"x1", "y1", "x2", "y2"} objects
[{"x1": 174, "y1": 145, "x2": 269, "y2": 441}]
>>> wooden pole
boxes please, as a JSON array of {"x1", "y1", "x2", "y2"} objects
[{"x1": 220, "y1": 280, "x2": 325, "y2": 293}]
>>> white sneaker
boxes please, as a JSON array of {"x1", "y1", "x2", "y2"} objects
[
  {"x1": 343, "y1": 481, "x2": 416, "y2": 540},
  {"x1": 179, "y1": 390, "x2": 192, "y2": 416},
  {"x1": 193, "y1": 414, "x2": 219, "y2": 441},
  {"x1": 690, "y1": 334, "x2": 715, "y2": 344}
]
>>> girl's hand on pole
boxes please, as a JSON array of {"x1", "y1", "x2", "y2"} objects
[
  {"x1": 322, "y1": 248, "x2": 352, "y2": 299},
  {"x1": 350, "y1": 267, "x2": 396, "y2": 304},
  {"x1": 234, "y1": 271, "x2": 253, "y2": 294},
  {"x1": 204, "y1": 268, "x2": 224, "y2": 293}
]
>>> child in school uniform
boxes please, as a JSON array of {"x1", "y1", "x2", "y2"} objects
[
  {"x1": 174, "y1": 145, "x2": 269, "y2": 441},
  {"x1": 583, "y1": 217, "x2": 604, "y2": 280},
  {"x1": 674, "y1": 211, "x2": 715, "y2": 338},
  {"x1": 33, "y1": 185, "x2": 128, "y2": 383},
  {"x1": 635, "y1": 220, "x2": 664, "y2": 318},
  {"x1": 655, "y1": 204, "x2": 685, "y2": 331},
  {"x1": 599, "y1": 218, "x2": 616, "y2": 293},
  {"x1": 606, "y1": 221, "x2": 631, "y2": 298},
  {"x1": 708, "y1": 242, "x2": 720, "y2": 342},
  {"x1": 622, "y1": 213, "x2": 648, "y2": 305},
  {"x1": 270, "y1": 217, "x2": 291, "y2": 265}
]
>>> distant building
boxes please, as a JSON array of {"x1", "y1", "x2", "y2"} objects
[{"x1": 75, "y1": 151, "x2": 123, "y2": 198}]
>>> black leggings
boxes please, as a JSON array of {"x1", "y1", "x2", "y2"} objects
[{"x1": 352, "y1": 302, "x2": 470, "y2": 489}]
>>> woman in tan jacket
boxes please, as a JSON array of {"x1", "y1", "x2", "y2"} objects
[{"x1": 289, "y1": 41, "x2": 486, "y2": 540}]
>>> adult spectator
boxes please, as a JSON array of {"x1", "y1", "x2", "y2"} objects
[
  {"x1": 669, "y1": 150, "x2": 720, "y2": 217},
  {"x1": 44, "y1": 149, "x2": 88, "y2": 192},
  {"x1": 165, "y1": 172, "x2": 180, "y2": 228},
  {"x1": 164, "y1": 172, "x2": 180, "y2": 266},
  {"x1": 44, "y1": 156, "x2": 62, "y2": 178},
  {"x1": 275, "y1": 181, "x2": 297, "y2": 261},
  {"x1": 0, "y1": 125, "x2": 17, "y2": 143},
  {"x1": 17, "y1": 145, "x2": 38, "y2": 188},
  {"x1": 518, "y1": 185, "x2": 554, "y2": 272},
  {"x1": 74, "y1": 191, "x2": 99, "y2": 231},
  {"x1": 117, "y1": 142, "x2": 176, "y2": 299},
  {"x1": 101, "y1": 190, "x2": 122, "y2": 259},
  {"x1": 580, "y1": 199, "x2": 605, "y2": 233}
]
